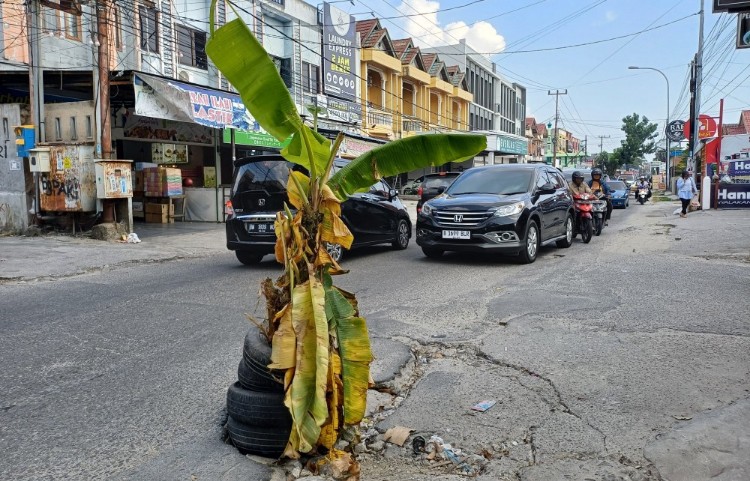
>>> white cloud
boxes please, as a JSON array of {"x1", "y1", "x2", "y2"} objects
[
  {"x1": 605, "y1": 10, "x2": 617, "y2": 22},
  {"x1": 396, "y1": 0, "x2": 506, "y2": 56}
]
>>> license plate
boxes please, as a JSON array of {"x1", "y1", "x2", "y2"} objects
[
  {"x1": 442, "y1": 230, "x2": 470, "y2": 239},
  {"x1": 246, "y1": 223, "x2": 274, "y2": 233}
]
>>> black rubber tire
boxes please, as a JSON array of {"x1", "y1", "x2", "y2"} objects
[
  {"x1": 242, "y1": 328, "x2": 284, "y2": 392},
  {"x1": 421, "y1": 247, "x2": 444, "y2": 258},
  {"x1": 226, "y1": 415, "x2": 290, "y2": 458},
  {"x1": 236, "y1": 251, "x2": 264, "y2": 265},
  {"x1": 238, "y1": 359, "x2": 283, "y2": 393},
  {"x1": 518, "y1": 221, "x2": 539, "y2": 264},
  {"x1": 638, "y1": 197, "x2": 645, "y2": 205},
  {"x1": 594, "y1": 216, "x2": 603, "y2": 236},
  {"x1": 392, "y1": 219, "x2": 410, "y2": 250},
  {"x1": 226, "y1": 382, "x2": 291, "y2": 427},
  {"x1": 556, "y1": 214, "x2": 574, "y2": 248},
  {"x1": 581, "y1": 218, "x2": 593, "y2": 244}
]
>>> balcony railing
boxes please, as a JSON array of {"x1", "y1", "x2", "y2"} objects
[
  {"x1": 402, "y1": 117, "x2": 423, "y2": 132},
  {"x1": 366, "y1": 108, "x2": 393, "y2": 127}
]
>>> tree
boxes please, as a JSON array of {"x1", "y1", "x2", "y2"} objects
[
  {"x1": 206, "y1": 2, "x2": 485, "y2": 474},
  {"x1": 619, "y1": 113, "x2": 658, "y2": 167},
  {"x1": 595, "y1": 149, "x2": 623, "y2": 177}
]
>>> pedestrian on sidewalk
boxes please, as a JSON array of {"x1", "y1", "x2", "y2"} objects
[{"x1": 676, "y1": 170, "x2": 697, "y2": 218}]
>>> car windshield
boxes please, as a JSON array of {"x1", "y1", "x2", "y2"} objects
[
  {"x1": 608, "y1": 181, "x2": 626, "y2": 190},
  {"x1": 422, "y1": 175, "x2": 458, "y2": 191},
  {"x1": 234, "y1": 160, "x2": 294, "y2": 193},
  {"x1": 447, "y1": 169, "x2": 533, "y2": 195}
]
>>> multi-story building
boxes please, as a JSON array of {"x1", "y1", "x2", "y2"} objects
[
  {"x1": 543, "y1": 128, "x2": 585, "y2": 167},
  {"x1": 0, "y1": 0, "x2": 475, "y2": 228},
  {"x1": 525, "y1": 117, "x2": 544, "y2": 162},
  {"x1": 422, "y1": 39, "x2": 529, "y2": 164}
]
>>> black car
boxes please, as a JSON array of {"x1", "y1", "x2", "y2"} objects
[
  {"x1": 416, "y1": 172, "x2": 461, "y2": 215},
  {"x1": 225, "y1": 155, "x2": 412, "y2": 265},
  {"x1": 416, "y1": 164, "x2": 574, "y2": 263}
]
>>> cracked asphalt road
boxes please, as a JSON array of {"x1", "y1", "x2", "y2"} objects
[{"x1": 0, "y1": 200, "x2": 748, "y2": 480}]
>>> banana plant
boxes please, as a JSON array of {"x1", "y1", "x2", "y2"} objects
[{"x1": 207, "y1": 1, "x2": 486, "y2": 465}]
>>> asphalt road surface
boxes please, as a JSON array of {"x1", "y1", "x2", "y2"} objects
[{"x1": 1, "y1": 201, "x2": 748, "y2": 480}]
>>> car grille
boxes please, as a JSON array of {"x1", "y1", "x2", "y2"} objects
[{"x1": 434, "y1": 210, "x2": 491, "y2": 226}]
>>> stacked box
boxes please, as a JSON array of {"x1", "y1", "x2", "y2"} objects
[
  {"x1": 144, "y1": 167, "x2": 183, "y2": 197},
  {"x1": 145, "y1": 203, "x2": 175, "y2": 223}
]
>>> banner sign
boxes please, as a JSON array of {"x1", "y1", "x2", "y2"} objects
[
  {"x1": 496, "y1": 134, "x2": 528, "y2": 155},
  {"x1": 338, "y1": 135, "x2": 382, "y2": 158},
  {"x1": 222, "y1": 129, "x2": 291, "y2": 149},
  {"x1": 119, "y1": 114, "x2": 214, "y2": 145},
  {"x1": 133, "y1": 73, "x2": 255, "y2": 130},
  {"x1": 322, "y1": 3, "x2": 356, "y2": 101},
  {"x1": 720, "y1": 134, "x2": 750, "y2": 163},
  {"x1": 717, "y1": 183, "x2": 750, "y2": 209}
]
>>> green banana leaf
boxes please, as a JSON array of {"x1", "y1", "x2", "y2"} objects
[
  {"x1": 325, "y1": 286, "x2": 372, "y2": 424},
  {"x1": 327, "y1": 134, "x2": 486, "y2": 200},
  {"x1": 205, "y1": 3, "x2": 330, "y2": 175}
]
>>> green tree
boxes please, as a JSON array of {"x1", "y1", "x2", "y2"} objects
[
  {"x1": 619, "y1": 113, "x2": 658, "y2": 166},
  {"x1": 595, "y1": 149, "x2": 624, "y2": 176}
]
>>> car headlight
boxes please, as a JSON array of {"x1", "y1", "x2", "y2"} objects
[
  {"x1": 422, "y1": 202, "x2": 434, "y2": 215},
  {"x1": 493, "y1": 201, "x2": 525, "y2": 217}
]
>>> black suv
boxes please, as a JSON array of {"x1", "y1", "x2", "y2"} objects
[
  {"x1": 416, "y1": 164, "x2": 574, "y2": 263},
  {"x1": 226, "y1": 155, "x2": 412, "y2": 265},
  {"x1": 416, "y1": 172, "x2": 461, "y2": 215}
]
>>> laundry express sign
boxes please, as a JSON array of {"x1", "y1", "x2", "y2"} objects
[{"x1": 322, "y1": 3, "x2": 356, "y2": 101}]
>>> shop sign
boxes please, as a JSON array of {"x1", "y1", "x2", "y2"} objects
[
  {"x1": 133, "y1": 73, "x2": 254, "y2": 130},
  {"x1": 720, "y1": 134, "x2": 750, "y2": 163},
  {"x1": 327, "y1": 98, "x2": 362, "y2": 123},
  {"x1": 119, "y1": 114, "x2": 214, "y2": 145},
  {"x1": 666, "y1": 120, "x2": 686, "y2": 142},
  {"x1": 338, "y1": 136, "x2": 382, "y2": 158},
  {"x1": 683, "y1": 114, "x2": 718, "y2": 140},
  {"x1": 717, "y1": 184, "x2": 750, "y2": 209},
  {"x1": 223, "y1": 129, "x2": 291, "y2": 149},
  {"x1": 322, "y1": 3, "x2": 356, "y2": 101},
  {"x1": 496, "y1": 134, "x2": 528, "y2": 155}
]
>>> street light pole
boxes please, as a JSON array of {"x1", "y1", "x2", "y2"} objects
[{"x1": 628, "y1": 66, "x2": 670, "y2": 189}]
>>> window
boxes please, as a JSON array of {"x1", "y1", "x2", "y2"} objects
[
  {"x1": 301, "y1": 61, "x2": 319, "y2": 94},
  {"x1": 85, "y1": 116, "x2": 93, "y2": 139},
  {"x1": 42, "y1": 7, "x2": 59, "y2": 34},
  {"x1": 54, "y1": 118, "x2": 62, "y2": 141},
  {"x1": 536, "y1": 170, "x2": 550, "y2": 190},
  {"x1": 69, "y1": 117, "x2": 77, "y2": 141},
  {"x1": 113, "y1": 7, "x2": 123, "y2": 50},
  {"x1": 271, "y1": 56, "x2": 293, "y2": 88},
  {"x1": 139, "y1": 7, "x2": 159, "y2": 52},
  {"x1": 176, "y1": 25, "x2": 207, "y2": 69},
  {"x1": 63, "y1": 12, "x2": 80, "y2": 40}
]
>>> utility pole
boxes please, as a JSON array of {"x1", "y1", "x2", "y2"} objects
[
  {"x1": 598, "y1": 135, "x2": 610, "y2": 154},
  {"x1": 548, "y1": 89, "x2": 567, "y2": 168},
  {"x1": 689, "y1": 0, "x2": 705, "y2": 183},
  {"x1": 96, "y1": 0, "x2": 112, "y2": 159}
]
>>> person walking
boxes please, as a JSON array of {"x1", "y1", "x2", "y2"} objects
[{"x1": 676, "y1": 170, "x2": 697, "y2": 218}]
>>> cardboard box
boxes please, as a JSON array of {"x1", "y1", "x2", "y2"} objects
[
  {"x1": 134, "y1": 171, "x2": 144, "y2": 193},
  {"x1": 146, "y1": 203, "x2": 174, "y2": 215},
  {"x1": 135, "y1": 162, "x2": 158, "y2": 171},
  {"x1": 144, "y1": 167, "x2": 183, "y2": 197},
  {"x1": 133, "y1": 200, "x2": 144, "y2": 217},
  {"x1": 144, "y1": 212, "x2": 174, "y2": 224}
]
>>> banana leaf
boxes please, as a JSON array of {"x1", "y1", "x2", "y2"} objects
[
  {"x1": 206, "y1": 2, "x2": 330, "y2": 175},
  {"x1": 327, "y1": 134, "x2": 486, "y2": 200}
]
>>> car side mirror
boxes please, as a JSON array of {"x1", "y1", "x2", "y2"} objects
[
  {"x1": 389, "y1": 188, "x2": 397, "y2": 199},
  {"x1": 539, "y1": 183, "x2": 556, "y2": 194},
  {"x1": 436, "y1": 186, "x2": 446, "y2": 194}
]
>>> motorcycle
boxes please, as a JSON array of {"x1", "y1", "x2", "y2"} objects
[
  {"x1": 637, "y1": 188, "x2": 649, "y2": 205},
  {"x1": 591, "y1": 191, "x2": 608, "y2": 236},
  {"x1": 572, "y1": 193, "x2": 595, "y2": 244}
]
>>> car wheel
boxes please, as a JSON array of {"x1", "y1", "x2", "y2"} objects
[
  {"x1": 325, "y1": 242, "x2": 343, "y2": 262},
  {"x1": 392, "y1": 219, "x2": 410, "y2": 250},
  {"x1": 421, "y1": 247, "x2": 443, "y2": 259},
  {"x1": 235, "y1": 251, "x2": 264, "y2": 265},
  {"x1": 556, "y1": 214, "x2": 573, "y2": 248},
  {"x1": 226, "y1": 416, "x2": 290, "y2": 458},
  {"x1": 581, "y1": 218, "x2": 593, "y2": 244},
  {"x1": 226, "y1": 382, "x2": 291, "y2": 427},
  {"x1": 518, "y1": 221, "x2": 539, "y2": 264}
]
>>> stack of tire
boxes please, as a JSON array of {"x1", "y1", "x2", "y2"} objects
[{"x1": 226, "y1": 327, "x2": 292, "y2": 457}]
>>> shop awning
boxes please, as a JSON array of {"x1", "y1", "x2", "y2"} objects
[{"x1": 133, "y1": 72, "x2": 252, "y2": 130}]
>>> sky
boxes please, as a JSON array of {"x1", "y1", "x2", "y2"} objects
[{"x1": 337, "y1": 0, "x2": 750, "y2": 155}]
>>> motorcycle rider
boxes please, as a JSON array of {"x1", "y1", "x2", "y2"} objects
[
  {"x1": 588, "y1": 168, "x2": 612, "y2": 225},
  {"x1": 636, "y1": 176, "x2": 652, "y2": 200},
  {"x1": 569, "y1": 171, "x2": 592, "y2": 195}
]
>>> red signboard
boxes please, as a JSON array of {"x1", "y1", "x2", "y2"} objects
[{"x1": 683, "y1": 114, "x2": 718, "y2": 140}]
